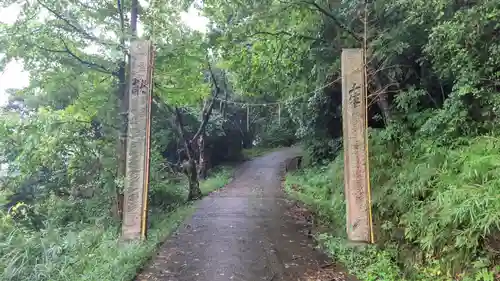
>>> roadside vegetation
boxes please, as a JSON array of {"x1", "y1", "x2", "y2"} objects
[
  {"x1": 286, "y1": 132, "x2": 500, "y2": 280},
  {"x1": 1, "y1": 0, "x2": 500, "y2": 280},
  {"x1": 0, "y1": 167, "x2": 232, "y2": 281}
]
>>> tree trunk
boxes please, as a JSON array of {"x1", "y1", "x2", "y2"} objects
[
  {"x1": 111, "y1": 193, "x2": 125, "y2": 220},
  {"x1": 159, "y1": 62, "x2": 221, "y2": 200},
  {"x1": 114, "y1": 61, "x2": 127, "y2": 220},
  {"x1": 197, "y1": 134, "x2": 208, "y2": 180},
  {"x1": 221, "y1": 71, "x2": 229, "y2": 118},
  {"x1": 369, "y1": 66, "x2": 392, "y2": 124},
  {"x1": 243, "y1": 130, "x2": 253, "y2": 149},
  {"x1": 376, "y1": 92, "x2": 391, "y2": 124},
  {"x1": 185, "y1": 159, "x2": 202, "y2": 201},
  {"x1": 175, "y1": 107, "x2": 203, "y2": 200},
  {"x1": 113, "y1": 0, "x2": 138, "y2": 220}
]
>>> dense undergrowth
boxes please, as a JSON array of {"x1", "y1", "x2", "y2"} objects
[
  {"x1": 285, "y1": 131, "x2": 500, "y2": 281},
  {"x1": 0, "y1": 167, "x2": 233, "y2": 281}
]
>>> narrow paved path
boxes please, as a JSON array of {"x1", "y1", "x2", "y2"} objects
[{"x1": 137, "y1": 147, "x2": 353, "y2": 281}]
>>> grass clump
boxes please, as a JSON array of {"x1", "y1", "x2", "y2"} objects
[
  {"x1": 285, "y1": 132, "x2": 500, "y2": 281},
  {"x1": 0, "y1": 204, "x2": 194, "y2": 281},
  {"x1": 200, "y1": 166, "x2": 234, "y2": 195},
  {"x1": 0, "y1": 165, "x2": 235, "y2": 281}
]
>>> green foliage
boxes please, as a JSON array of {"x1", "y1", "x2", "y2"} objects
[
  {"x1": 204, "y1": 0, "x2": 316, "y2": 100},
  {"x1": 200, "y1": 166, "x2": 234, "y2": 195},
  {"x1": 318, "y1": 234, "x2": 500, "y2": 281},
  {"x1": 0, "y1": 163, "x2": 231, "y2": 281},
  {"x1": 284, "y1": 161, "x2": 345, "y2": 232},
  {"x1": 302, "y1": 137, "x2": 342, "y2": 166},
  {"x1": 379, "y1": 136, "x2": 500, "y2": 272},
  {"x1": 147, "y1": 149, "x2": 187, "y2": 210},
  {"x1": 154, "y1": 31, "x2": 211, "y2": 106},
  {"x1": 0, "y1": 205, "x2": 194, "y2": 281},
  {"x1": 241, "y1": 147, "x2": 281, "y2": 159},
  {"x1": 285, "y1": 130, "x2": 500, "y2": 279},
  {"x1": 258, "y1": 121, "x2": 297, "y2": 148},
  {"x1": 318, "y1": 235, "x2": 404, "y2": 281}
]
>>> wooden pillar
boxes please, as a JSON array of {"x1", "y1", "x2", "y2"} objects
[
  {"x1": 122, "y1": 40, "x2": 154, "y2": 241},
  {"x1": 341, "y1": 48, "x2": 373, "y2": 243}
]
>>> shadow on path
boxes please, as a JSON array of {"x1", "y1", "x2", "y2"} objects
[{"x1": 136, "y1": 147, "x2": 356, "y2": 281}]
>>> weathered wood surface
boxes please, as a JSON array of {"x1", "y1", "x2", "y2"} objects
[
  {"x1": 341, "y1": 48, "x2": 372, "y2": 243},
  {"x1": 122, "y1": 40, "x2": 153, "y2": 241}
]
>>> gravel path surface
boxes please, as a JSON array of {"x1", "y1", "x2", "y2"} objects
[{"x1": 136, "y1": 147, "x2": 356, "y2": 281}]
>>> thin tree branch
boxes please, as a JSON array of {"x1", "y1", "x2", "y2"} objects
[
  {"x1": 300, "y1": 1, "x2": 361, "y2": 42},
  {"x1": 36, "y1": 42, "x2": 116, "y2": 75},
  {"x1": 151, "y1": 96, "x2": 182, "y2": 139},
  {"x1": 60, "y1": 40, "x2": 115, "y2": 75},
  {"x1": 247, "y1": 31, "x2": 328, "y2": 43},
  {"x1": 36, "y1": 0, "x2": 115, "y2": 47},
  {"x1": 191, "y1": 62, "x2": 221, "y2": 141}
]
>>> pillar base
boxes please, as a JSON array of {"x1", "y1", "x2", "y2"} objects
[{"x1": 345, "y1": 240, "x2": 370, "y2": 249}]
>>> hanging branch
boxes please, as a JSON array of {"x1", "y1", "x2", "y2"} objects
[
  {"x1": 247, "y1": 31, "x2": 328, "y2": 43},
  {"x1": 298, "y1": 1, "x2": 362, "y2": 42},
  {"x1": 36, "y1": 0, "x2": 117, "y2": 47},
  {"x1": 35, "y1": 41, "x2": 116, "y2": 75}
]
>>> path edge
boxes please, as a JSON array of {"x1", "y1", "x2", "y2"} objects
[{"x1": 280, "y1": 155, "x2": 361, "y2": 281}]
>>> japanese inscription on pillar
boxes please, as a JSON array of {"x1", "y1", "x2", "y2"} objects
[
  {"x1": 341, "y1": 48, "x2": 372, "y2": 243},
  {"x1": 122, "y1": 40, "x2": 153, "y2": 241}
]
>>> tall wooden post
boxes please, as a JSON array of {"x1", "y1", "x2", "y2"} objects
[
  {"x1": 122, "y1": 40, "x2": 154, "y2": 241},
  {"x1": 341, "y1": 48, "x2": 373, "y2": 243}
]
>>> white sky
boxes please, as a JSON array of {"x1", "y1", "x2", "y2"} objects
[
  {"x1": 0, "y1": 4, "x2": 28, "y2": 106},
  {"x1": 0, "y1": 2, "x2": 208, "y2": 106}
]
